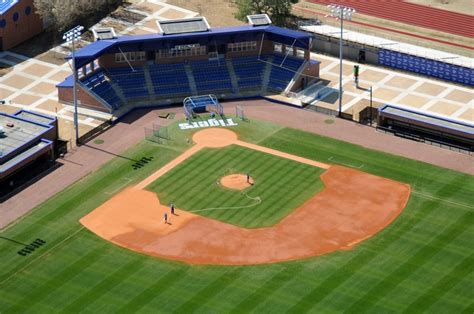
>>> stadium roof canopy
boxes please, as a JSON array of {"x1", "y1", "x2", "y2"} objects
[
  {"x1": 67, "y1": 24, "x2": 313, "y2": 69},
  {"x1": 0, "y1": 0, "x2": 18, "y2": 15}
]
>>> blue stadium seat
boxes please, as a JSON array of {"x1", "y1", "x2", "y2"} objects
[
  {"x1": 190, "y1": 60, "x2": 234, "y2": 94},
  {"x1": 149, "y1": 63, "x2": 192, "y2": 98}
]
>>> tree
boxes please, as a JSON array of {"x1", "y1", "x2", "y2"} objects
[
  {"x1": 34, "y1": 0, "x2": 123, "y2": 31},
  {"x1": 234, "y1": 0, "x2": 299, "y2": 25}
]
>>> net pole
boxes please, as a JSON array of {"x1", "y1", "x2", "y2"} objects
[{"x1": 257, "y1": 33, "x2": 265, "y2": 61}]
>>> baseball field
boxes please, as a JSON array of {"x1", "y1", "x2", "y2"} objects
[{"x1": 0, "y1": 116, "x2": 472, "y2": 312}]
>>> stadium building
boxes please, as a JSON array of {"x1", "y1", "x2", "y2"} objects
[
  {"x1": 0, "y1": 0, "x2": 43, "y2": 51},
  {"x1": 56, "y1": 15, "x2": 319, "y2": 117}
]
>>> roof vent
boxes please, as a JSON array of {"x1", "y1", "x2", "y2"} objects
[
  {"x1": 247, "y1": 14, "x2": 272, "y2": 26},
  {"x1": 92, "y1": 27, "x2": 117, "y2": 41},
  {"x1": 157, "y1": 17, "x2": 210, "y2": 35}
]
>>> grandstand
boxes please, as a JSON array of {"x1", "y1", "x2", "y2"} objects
[{"x1": 56, "y1": 15, "x2": 319, "y2": 116}]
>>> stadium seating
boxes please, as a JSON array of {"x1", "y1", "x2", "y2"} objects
[
  {"x1": 149, "y1": 63, "x2": 192, "y2": 98},
  {"x1": 232, "y1": 56, "x2": 266, "y2": 90},
  {"x1": 190, "y1": 60, "x2": 234, "y2": 94},
  {"x1": 80, "y1": 70, "x2": 122, "y2": 110},
  {"x1": 267, "y1": 54, "x2": 304, "y2": 93},
  {"x1": 79, "y1": 54, "x2": 305, "y2": 110},
  {"x1": 107, "y1": 67, "x2": 148, "y2": 100}
]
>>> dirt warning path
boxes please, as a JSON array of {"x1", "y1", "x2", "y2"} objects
[{"x1": 80, "y1": 128, "x2": 410, "y2": 265}]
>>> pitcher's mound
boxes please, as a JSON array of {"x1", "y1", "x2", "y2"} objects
[{"x1": 220, "y1": 174, "x2": 253, "y2": 190}]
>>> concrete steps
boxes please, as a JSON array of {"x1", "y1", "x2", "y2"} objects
[
  {"x1": 143, "y1": 66, "x2": 156, "y2": 99},
  {"x1": 261, "y1": 56, "x2": 273, "y2": 93},
  {"x1": 225, "y1": 59, "x2": 240, "y2": 94},
  {"x1": 184, "y1": 64, "x2": 198, "y2": 96}
]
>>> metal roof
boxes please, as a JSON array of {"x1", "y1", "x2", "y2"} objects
[
  {"x1": 93, "y1": 27, "x2": 117, "y2": 41},
  {"x1": 157, "y1": 17, "x2": 210, "y2": 35},
  {"x1": 0, "y1": 112, "x2": 53, "y2": 160},
  {"x1": 301, "y1": 24, "x2": 473, "y2": 69},
  {"x1": 67, "y1": 24, "x2": 312, "y2": 69},
  {"x1": 0, "y1": 0, "x2": 18, "y2": 15},
  {"x1": 247, "y1": 14, "x2": 272, "y2": 26},
  {"x1": 379, "y1": 105, "x2": 474, "y2": 135}
]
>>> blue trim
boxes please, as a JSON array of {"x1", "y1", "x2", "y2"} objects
[
  {"x1": 56, "y1": 74, "x2": 74, "y2": 88},
  {"x1": 379, "y1": 104, "x2": 473, "y2": 135}
]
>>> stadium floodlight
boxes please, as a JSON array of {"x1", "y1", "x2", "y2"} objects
[
  {"x1": 63, "y1": 25, "x2": 84, "y2": 145},
  {"x1": 327, "y1": 4, "x2": 355, "y2": 118}
]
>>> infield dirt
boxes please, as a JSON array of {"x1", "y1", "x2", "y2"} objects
[{"x1": 81, "y1": 128, "x2": 410, "y2": 265}]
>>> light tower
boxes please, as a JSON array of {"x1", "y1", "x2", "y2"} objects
[
  {"x1": 63, "y1": 25, "x2": 84, "y2": 144},
  {"x1": 327, "y1": 4, "x2": 355, "y2": 118}
]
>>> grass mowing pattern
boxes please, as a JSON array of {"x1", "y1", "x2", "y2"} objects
[
  {"x1": 0, "y1": 119, "x2": 472, "y2": 313},
  {"x1": 147, "y1": 145, "x2": 324, "y2": 228}
]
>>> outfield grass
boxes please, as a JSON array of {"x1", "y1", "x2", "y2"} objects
[
  {"x1": 147, "y1": 145, "x2": 324, "y2": 228},
  {"x1": 0, "y1": 118, "x2": 472, "y2": 313}
]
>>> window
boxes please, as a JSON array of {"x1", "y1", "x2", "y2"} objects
[
  {"x1": 114, "y1": 51, "x2": 145, "y2": 63},
  {"x1": 296, "y1": 48, "x2": 305, "y2": 58},
  {"x1": 158, "y1": 45, "x2": 206, "y2": 58},
  {"x1": 274, "y1": 43, "x2": 283, "y2": 54},
  {"x1": 227, "y1": 41, "x2": 257, "y2": 53},
  {"x1": 13, "y1": 12, "x2": 19, "y2": 22}
]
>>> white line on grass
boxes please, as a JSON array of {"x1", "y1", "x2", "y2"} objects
[
  {"x1": 0, "y1": 226, "x2": 85, "y2": 287},
  {"x1": 411, "y1": 190, "x2": 474, "y2": 210},
  {"x1": 328, "y1": 156, "x2": 364, "y2": 169},
  {"x1": 190, "y1": 192, "x2": 262, "y2": 213}
]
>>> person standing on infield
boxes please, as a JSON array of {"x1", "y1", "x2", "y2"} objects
[
  {"x1": 164, "y1": 212, "x2": 168, "y2": 224},
  {"x1": 246, "y1": 173, "x2": 250, "y2": 184},
  {"x1": 170, "y1": 203, "x2": 175, "y2": 215}
]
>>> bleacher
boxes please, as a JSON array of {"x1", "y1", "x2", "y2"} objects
[
  {"x1": 191, "y1": 59, "x2": 234, "y2": 94},
  {"x1": 107, "y1": 67, "x2": 148, "y2": 100},
  {"x1": 79, "y1": 54, "x2": 304, "y2": 110},
  {"x1": 81, "y1": 70, "x2": 122, "y2": 110},
  {"x1": 232, "y1": 56, "x2": 266, "y2": 90},
  {"x1": 267, "y1": 54, "x2": 304, "y2": 93},
  {"x1": 149, "y1": 63, "x2": 191, "y2": 98}
]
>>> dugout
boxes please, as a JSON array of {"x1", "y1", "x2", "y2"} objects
[
  {"x1": 378, "y1": 105, "x2": 474, "y2": 152},
  {"x1": 0, "y1": 110, "x2": 59, "y2": 199}
]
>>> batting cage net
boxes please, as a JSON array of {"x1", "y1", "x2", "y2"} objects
[
  {"x1": 144, "y1": 123, "x2": 169, "y2": 143},
  {"x1": 236, "y1": 105, "x2": 247, "y2": 121},
  {"x1": 183, "y1": 94, "x2": 223, "y2": 121}
]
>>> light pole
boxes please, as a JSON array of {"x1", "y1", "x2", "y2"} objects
[
  {"x1": 369, "y1": 86, "x2": 373, "y2": 126},
  {"x1": 327, "y1": 4, "x2": 355, "y2": 118},
  {"x1": 63, "y1": 25, "x2": 84, "y2": 145}
]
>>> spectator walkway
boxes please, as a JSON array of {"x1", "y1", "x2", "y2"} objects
[{"x1": 312, "y1": 52, "x2": 473, "y2": 123}]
